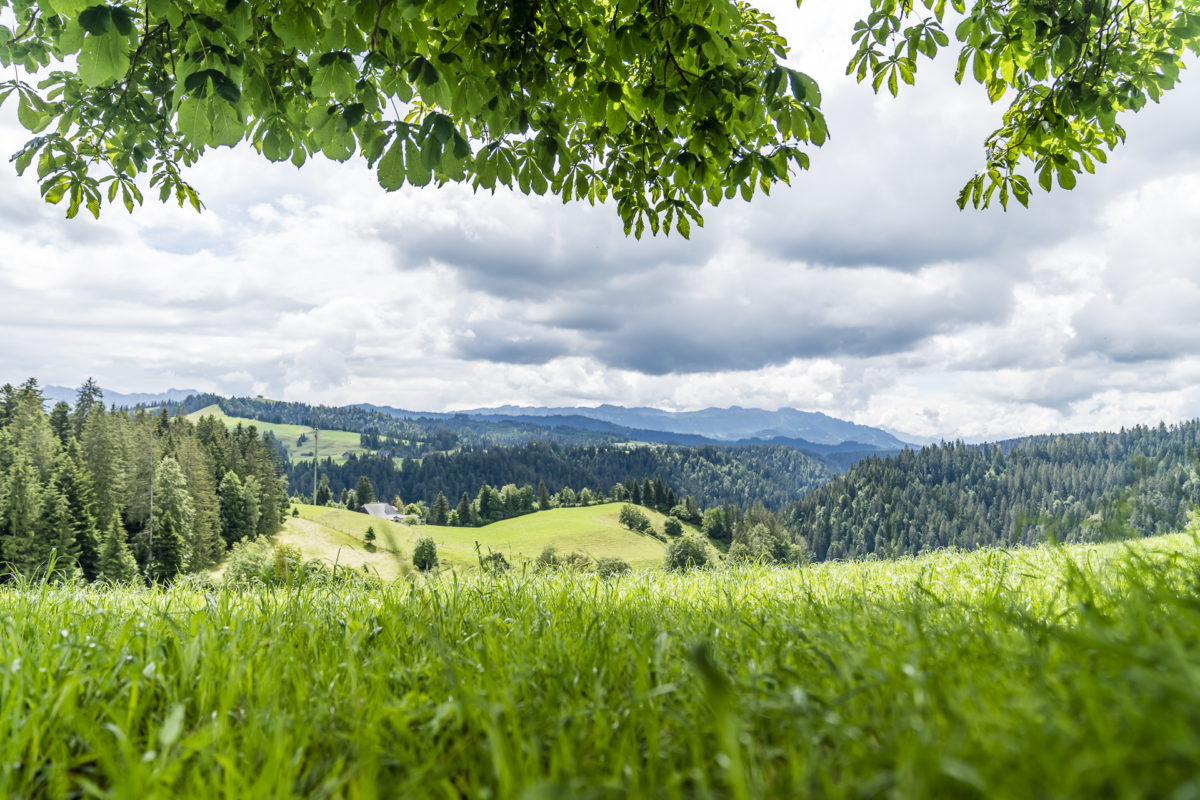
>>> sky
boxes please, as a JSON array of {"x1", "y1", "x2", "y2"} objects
[{"x1": 2, "y1": 2, "x2": 1199, "y2": 442}]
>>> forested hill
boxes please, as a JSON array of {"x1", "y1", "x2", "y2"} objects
[
  {"x1": 285, "y1": 443, "x2": 834, "y2": 511},
  {"x1": 787, "y1": 422, "x2": 1200, "y2": 561}
]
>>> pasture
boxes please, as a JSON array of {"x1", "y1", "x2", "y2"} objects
[
  {"x1": 185, "y1": 404, "x2": 367, "y2": 463},
  {"x1": 289, "y1": 502, "x2": 713, "y2": 572}
]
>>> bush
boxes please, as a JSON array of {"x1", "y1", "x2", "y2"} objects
[
  {"x1": 595, "y1": 556, "x2": 631, "y2": 578},
  {"x1": 665, "y1": 533, "x2": 711, "y2": 571},
  {"x1": 618, "y1": 504, "x2": 653, "y2": 534},
  {"x1": 481, "y1": 550, "x2": 509, "y2": 574},
  {"x1": 537, "y1": 546, "x2": 560, "y2": 569},
  {"x1": 663, "y1": 517, "x2": 684, "y2": 537},
  {"x1": 413, "y1": 537, "x2": 438, "y2": 572},
  {"x1": 562, "y1": 550, "x2": 592, "y2": 571},
  {"x1": 224, "y1": 541, "x2": 310, "y2": 587}
]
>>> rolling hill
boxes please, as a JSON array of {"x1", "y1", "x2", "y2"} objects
[
  {"x1": 186, "y1": 404, "x2": 368, "y2": 464},
  {"x1": 284, "y1": 502, "x2": 719, "y2": 574}
]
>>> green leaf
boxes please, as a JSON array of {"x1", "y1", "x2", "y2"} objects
[
  {"x1": 177, "y1": 97, "x2": 212, "y2": 148},
  {"x1": 405, "y1": 138, "x2": 430, "y2": 186},
  {"x1": 17, "y1": 94, "x2": 50, "y2": 133},
  {"x1": 377, "y1": 137, "x2": 406, "y2": 191},
  {"x1": 77, "y1": 30, "x2": 130, "y2": 87},
  {"x1": 77, "y1": 5, "x2": 113, "y2": 36},
  {"x1": 209, "y1": 102, "x2": 244, "y2": 147}
]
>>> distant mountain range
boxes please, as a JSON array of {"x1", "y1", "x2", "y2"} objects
[
  {"x1": 356, "y1": 403, "x2": 914, "y2": 450},
  {"x1": 41, "y1": 385, "x2": 202, "y2": 408},
  {"x1": 37, "y1": 383, "x2": 917, "y2": 455}
]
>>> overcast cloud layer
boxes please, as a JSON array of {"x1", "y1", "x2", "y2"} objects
[{"x1": 2, "y1": 2, "x2": 1199, "y2": 442}]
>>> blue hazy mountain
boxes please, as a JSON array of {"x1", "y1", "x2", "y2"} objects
[
  {"x1": 41, "y1": 385, "x2": 202, "y2": 408},
  {"x1": 357, "y1": 403, "x2": 914, "y2": 450}
]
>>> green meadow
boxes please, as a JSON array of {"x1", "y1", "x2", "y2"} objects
[
  {"x1": 288, "y1": 502, "x2": 716, "y2": 573},
  {"x1": 185, "y1": 404, "x2": 367, "y2": 463},
  {"x1": 3, "y1": 533, "x2": 1200, "y2": 797}
]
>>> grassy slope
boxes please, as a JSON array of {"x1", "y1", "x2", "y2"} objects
[
  {"x1": 186, "y1": 404, "x2": 366, "y2": 464},
  {"x1": 289, "y1": 502, "x2": 716, "y2": 571},
  {"x1": 3, "y1": 533, "x2": 1200, "y2": 797}
]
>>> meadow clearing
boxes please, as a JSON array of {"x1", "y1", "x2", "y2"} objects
[{"x1": 288, "y1": 502, "x2": 714, "y2": 574}]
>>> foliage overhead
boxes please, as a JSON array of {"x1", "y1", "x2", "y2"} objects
[
  {"x1": 2, "y1": 0, "x2": 1195, "y2": 231},
  {"x1": 0, "y1": 0, "x2": 823, "y2": 236},
  {"x1": 850, "y1": 0, "x2": 1200, "y2": 209}
]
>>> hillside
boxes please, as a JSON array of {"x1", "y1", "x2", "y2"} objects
[
  {"x1": 787, "y1": 422, "x2": 1200, "y2": 561},
  {"x1": 285, "y1": 502, "x2": 717, "y2": 572},
  {"x1": 186, "y1": 404, "x2": 368, "y2": 464},
  {"x1": 287, "y1": 441, "x2": 833, "y2": 510}
]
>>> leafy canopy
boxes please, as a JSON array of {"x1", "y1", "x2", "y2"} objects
[
  {"x1": 0, "y1": 0, "x2": 822, "y2": 237},
  {"x1": 850, "y1": 0, "x2": 1200, "y2": 209},
  {"x1": 0, "y1": 0, "x2": 1197, "y2": 233}
]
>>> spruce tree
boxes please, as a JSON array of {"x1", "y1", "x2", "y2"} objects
[
  {"x1": 218, "y1": 471, "x2": 249, "y2": 546},
  {"x1": 97, "y1": 510, "x2": 139, "y2": 583},
  {"x1": 1, "y1": 453, "x2": 45, "y2": 576},
  {"x1": 432, "y1": 491, "x2": 450, "y2": 525},
  {"x1": 53, "y1": 441, "x2": 100, "y2": 580},
  {"x1": 355, "y1": 475, "x2": 376, "y2": 506},
  {"x1": 38, "y1": 485, "x2": 78, "y2": 575},
  {"x1": 456, "y1": 492, "x2": 472, "y2": 527},
  {"x1": 315, "y1": 474, "x2": 332, "y2": 506},
  {"x1": 149, "y1": 457, "x2": 192, "y2": 581},
  {"x1": 48, "y1": 401, "x2": 72, "y2": 445},
  {"x1": 537, "y1": 480, "x2": 551, "y2": 511}
]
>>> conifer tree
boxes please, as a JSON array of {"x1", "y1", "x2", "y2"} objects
[
  {"x1": 432, "y1": 491, "x2": 450, "y2": 526},
  {"x1": 1, "y1": 452, "x2": 45, "y2": 576},
  {"x1": 355, "y1": 475, "x2": 376, "y2": 506},
  {"x1": 38, "y1": 485, "x2": 78, "y2": 574},
  {"x1": 149, "y1": 456, "x2": 192, "y2": 581},
  {"x1": 96, "y1": 511, "x2": 139, "y2": 584},
  {"x1": 72, "y1": 378, "x2": 104, "y2": 438},
  {"x1": 218, "y1": 471, "x2": 250, "y2": 546},
  {"x1": 48, "y1": 402, "x2": 72, "y2": 445},
  {"x1": 314, "y1": 474, "x2": 332, "y2": 506},
  {"x1": 53, "y1": 441, "x2": 101, "y2": 580},
  {"x1": 81, "y1": 406, "x2": 126, "y2": 526},
  {"x1": 456, "y1": 492, "x2": 473, "y2": 527},
  {"x1": 537, "y1": 480, "x2": 551, "y2": 511}
]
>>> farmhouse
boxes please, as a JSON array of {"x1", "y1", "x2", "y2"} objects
[{"x1": 360, "y1": 502, "x2": 423, "y2": 524}]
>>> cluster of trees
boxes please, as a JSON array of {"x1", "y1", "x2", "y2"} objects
[
  {"x1": 0, "y1": 379, "x2": 287, "y2": 583},
  {"x1": 787, "y1": 423, "x2": 1200, "y2": 562},
  {"x1": 291, "y1": 442, "x2": 831, "y2": 512}
]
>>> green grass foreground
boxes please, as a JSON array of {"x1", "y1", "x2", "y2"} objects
[{"x1": 4, "y1": 534, "x2": 1200, "y2": 798}]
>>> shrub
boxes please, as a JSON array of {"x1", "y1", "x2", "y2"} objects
[
  {"x1": 481, "y1": 550, "x2": 509, "y2": 574},
  {"x1": 563, "y1": 550, "x2": 592, "y2": 571},
  {"x1": 665, "y1": 533, "x2": 711, "y2": 571},
  {"x1": 537, "y1": 546, "x2": 560, "y2": 569},
  {"x1": 619, "y1": 504, "x2": 653, "y2": 534},
  {"x1": 364, "y1": 525, "x2": 377, "y2": 552},
  {"x1": 291, "y1": 507, "x2": 299, "y2": 517},
  {"x1": 663, "y1": 517, "x2": 684, "y2": 537},
  {"x1": 225, "y1": 541, "x2": 309, "y2": 587},
  {"x1": 595, "y1": 556, "x2": 631, "y2": 578},
  {"x1": 413, "y1": 537, "x2": 438, "y2": 572}
]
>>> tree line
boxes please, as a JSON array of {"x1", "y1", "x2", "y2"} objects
[
  {"x1": 288, "y1": 441, "x2": 833, "y2": 513},
  {"x1": 0, "y1": 379, "x2": 288, "y2": 583},
  {"x1": 785, "y1": 423, "x2": 1200, "y2": 561}
]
